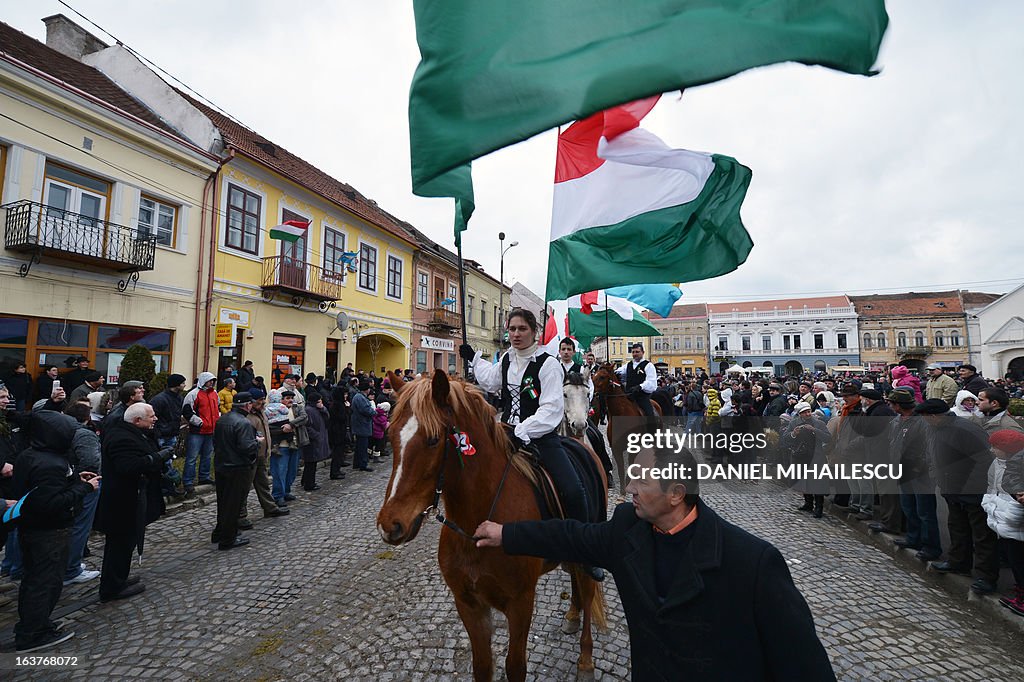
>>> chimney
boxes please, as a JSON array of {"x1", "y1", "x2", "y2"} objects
[{"x1": 42, "y1": 14, "x2": 108, "y2": 60}]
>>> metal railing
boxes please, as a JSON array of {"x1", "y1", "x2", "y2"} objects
[
  {"x1": 262, "y1": 255, "x2": 343, "y2": 301},
  {"x1": 898, "y1": 345, "x2": 932, "y2": 356},
  {"x1": 3, "y1": 200, "x2": 156, "y2": 271},
  {"x1": 427, "y1": 306, "x2": 462, "y2": 329}
]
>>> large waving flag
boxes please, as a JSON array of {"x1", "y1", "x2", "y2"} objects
[
  {"x1": 408, "y1": 0, "x2": 888, "y2": 220},
  {"x1": 605, "y1": 284, "x2": 682, "y2": 318},
  {"x1": 541, "y1": 297, "x2": 660, "y2": 355},
  {"x1": 546, "y1": 97, "x2": 753, "y2": 300}
]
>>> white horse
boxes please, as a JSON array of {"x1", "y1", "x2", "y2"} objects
[{"x1": 560, "y1": 369, "x2": 591, "y2": 438}]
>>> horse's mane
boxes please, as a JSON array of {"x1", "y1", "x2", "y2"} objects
[{"x1": 391, "y1": 375, "x2": 541, "y2": 488}]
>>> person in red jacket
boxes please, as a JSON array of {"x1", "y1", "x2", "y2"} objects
[{"x1": 181, "y1": 372, "x2": 220, "y2": 495}]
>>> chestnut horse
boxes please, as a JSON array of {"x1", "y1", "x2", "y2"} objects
[
  {"x1": 590, "y1": 364, "x2": 662, "y2": 492},
  {"x1": 376, "y1": 370, "x2": 607, "y2": 681}
]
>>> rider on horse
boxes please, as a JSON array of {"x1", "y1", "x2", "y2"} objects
[
  {"x1": 616, "y1": 342, "x2": 657, "y2": 417},
  {"x1": 460, "y1": 308, "x2": 603, "y2": 582}
]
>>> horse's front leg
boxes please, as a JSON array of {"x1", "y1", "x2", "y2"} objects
[
  {"x1": 569, "y1": 568, "x2": 596, "y2": 680},
  {"x1": 502, "y1": 588, "x2": 536, "y2": 682},
  {"x1": 452, "y1": 592, "x2": 494, "y2": 682}
]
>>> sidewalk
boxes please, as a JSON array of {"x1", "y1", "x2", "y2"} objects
[{"x1": 826, "y1": 499, "x2": 1024, "y2": 636}]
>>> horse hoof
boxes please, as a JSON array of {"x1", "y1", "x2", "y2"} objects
[
  {"x1": 575, "y1": 667, "x2": 596, "y2": 681},
  {"x1": 561, "y1": 617, "x2": 581, "y2": 634}
]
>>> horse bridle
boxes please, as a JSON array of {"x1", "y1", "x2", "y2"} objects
[{"x1": 415, "y1": 410, "x2": 515, "y2": 542}]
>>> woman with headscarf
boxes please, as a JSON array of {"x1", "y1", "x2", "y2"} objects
[
  {"x1": 890, "y1": 365, "x2": 923, "y2": 403},
  {"x1": 300, "y1": 392, "x2": 331, "y2": 491}
]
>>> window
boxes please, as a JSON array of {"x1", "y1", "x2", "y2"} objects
[
  {"x1": 877, "y1": 333, "x2": 887, "y2": 349},
  {"x1": 322, "y1": 227, "x2": 347, "y2": 281},
  {"x1": 359, "y1": 243, "x2": 377, "y2": 291},
  {"x1": 137, "y1": 196, "x2": 177, "y2": 247},
  {"x1": 814, "y1": 334, "x2": 824, "y2": 350},
  {"x1": 863, "y1": 333, "x2": 872, "y2": 349},
  {"x1": 915, "y1": 331, "x2": 925, "y2": 347},
  {"x1": 898, "y1": 332, "x2": 907, "y2": 347},
  {"x1": 386, "y1": 255, "x2": 402, "y2": 299},
  {"x1": 696, "y1": 337, "x2": 704, "y2": 350},
  {"x1": 448, "y1": 283, "x2": 458, "y2": 311},
  {"x1": 493, "y1": 305, "x2": 498, "y2": 329},
  {"x1": 225, "y1": 183, "x2": 260, "y2": 254},
  {"x1": 935, "y1": 332, "x2": 944, "y2": 347},
  {"x1": 741, "y1": 336, "x2": 751, "y2": 351},
  {"x1": 417, "y1": 272, "x2": 429, "y2": 306},
  {"x1": 480, "y1": 300, "x2": 487, "y2": 327},
  {"x1": 672, "y1": 336, "x2": 679, "y2": 351},
  {"x1": 762, "y1": 335, "x2": 771, "y2": 351},
  {"x1": 793, "y1": 335, "x2": 801, "y2": 350},
  {"x1": 448, "y1": 352, "x2": 456, "y2": 374},
  {"x1": 96, "y1": 326, "x2": 171, "y2": 351},
  {"x1": 783, "y1": 335, "x2": 791, "y2": 351},
  {"x1": 837, "y1": 333, "x2": 847, "y2": 349},
  {"x1": 684, "y1": 336, "x2": 692, "y2": 350},
  {"x1": 951, "y1": 331, "x2": 961, "y2": 347},
  {"x1": 42, "y1": 162, "x2": 111, "y2": 255},
  {"x1": 717, "y1": 336, "x2": 728, "y2": 351},
  {"x1": 467, "y1": 295, "x2": 475, "y2": 324},
  {"x1": 416, "y1": 350, "x2": 427, "y2": 374}
]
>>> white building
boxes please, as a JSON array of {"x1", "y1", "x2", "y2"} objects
[
  {"x1": 965, "y1": 284, "x2": 1024, "y2": 380},
  {"x1": 707, "y1": 296, "x2": 860, "y2": 376}
]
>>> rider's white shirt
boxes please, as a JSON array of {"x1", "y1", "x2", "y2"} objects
[{"x1": 471, "y1": 345, "x2": 563, "y2": 444}]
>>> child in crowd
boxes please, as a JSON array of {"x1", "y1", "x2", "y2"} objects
[
  {"x1": 371, "y1": 402, "x2": 390, "y2": 459},
  {"x1": 982, "y1": 429, "x2": 1024, "y2": 617},
  {"x1": 263, "y1": 389, "x2": 291, "y2": 427}
]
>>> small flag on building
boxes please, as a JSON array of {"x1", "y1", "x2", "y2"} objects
[
  {"x1": 440, "y1": 297, "x2": 457, "y2": 306},
  {"x1": 268, "y1": 219, "x2": 310, "y2": 242},
  {"x1": 339, "y1": 251, "x2": 359, "y2": 272}
]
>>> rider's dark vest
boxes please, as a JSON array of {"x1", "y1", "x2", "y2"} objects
[
  {"x1": 561, "y1": 361, "x2": 581, "y2": 378},
  {"x1": 500, "y1": 352, "x2": 550, "y2": 424},
  {"x1": 625, "y1": 360, "x2": 650, "y2": 390}
]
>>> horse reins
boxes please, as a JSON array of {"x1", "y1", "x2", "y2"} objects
[{"x1": 418, "y1": 413, "x2": 515, "y2": 542}]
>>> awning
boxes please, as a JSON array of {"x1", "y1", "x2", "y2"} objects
[{"x1": 829, "y1": 366, "x2": 865, "y2": 372}]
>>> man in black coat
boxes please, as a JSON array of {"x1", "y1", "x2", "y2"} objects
[
  {"x1": 916, "y1": 399, "x2": 999, "y2": 594},
  {"x1": 211, "y1": 391, "x2": 261, "y2": 550},
  {"x1": 236, "y1": 360, "x2": 255, "y2": 393},
  {"x1": 96, "y1": 403, "x2": 172, "y2": 602},
  {"x1": 10, "y1": 410, "x2": 100, "y2": 652},
  {"x1": 957, "y1": 364, "x2": 989, "y2": 397},
  {"x1": 474, "y1": 445, "x2": 835, "y2": 681},
  {"x1": 852, "y1": 389, "x2": 900, "y2": 532}
]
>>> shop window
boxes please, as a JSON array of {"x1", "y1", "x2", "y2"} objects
[
  {"x1": 97, "y1": 326, "x2": 171, "y2": 351},
  {"x1": 0, "y1": 318, "x2": 29, "y2": 345},
  {"x1": 37, "y1": 321, "x2": 89, "y2": 347}
]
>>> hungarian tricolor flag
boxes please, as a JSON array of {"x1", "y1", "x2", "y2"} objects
[
  {"x1": 269, "y1": 219, "x2": 310, "y2": 243},
  {"x1": 545, "y1": 96, "x2": 753, "y2": 301}
]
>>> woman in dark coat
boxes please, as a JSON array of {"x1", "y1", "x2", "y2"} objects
[
  {"x1": 301, "y1": 392, "x2": 331, "y2": 491},
  {"x1": 327, "y1": 383, "x2": 351, "y2": 476}
]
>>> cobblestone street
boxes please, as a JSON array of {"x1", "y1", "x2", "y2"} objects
[{"x1": 4, "y1": 453, "x2": 1024, "y2": 681}]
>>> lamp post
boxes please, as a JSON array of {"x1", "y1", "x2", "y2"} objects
[{"x1": 498, "y1": 231, "x2": 518, "y2": 346}]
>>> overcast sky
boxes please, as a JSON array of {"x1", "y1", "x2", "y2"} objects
[{"x1": 5, "y1": 1, "x2": 1022, "y2": 304}]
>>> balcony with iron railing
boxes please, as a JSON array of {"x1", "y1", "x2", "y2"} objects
[
  {"x1": 492, "y1": 324, "x2": 506, "y2": 343},
  {"x1": 427, "y1": 306, "x2": 462, "y2": 332},
  {"x1": 898, "y1": 344, "x2": 932, "y2": 357},
  {"x1": 262, "y1": 255, "x2": 343, "y2": 304},
  {"x1": 3, "y1": 200, "x2": 156, "y2": 275}
]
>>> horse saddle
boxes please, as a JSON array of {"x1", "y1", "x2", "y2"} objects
[{"x1": 518, "y1": 437, "x2": 606, "y2": 524}]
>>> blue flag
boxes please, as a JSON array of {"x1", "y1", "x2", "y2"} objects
[
  {"x1": 605, "y1": 284, "x2": 683, "y2": 318},
  {"x1": 2, "y1": 488, "x2": 34, "y2": 525},
  {"x1": 440, "y1": 297, "x2": 456, "y2": 306}
]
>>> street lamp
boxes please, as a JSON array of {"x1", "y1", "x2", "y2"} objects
[{"x1": 498, "y1": 231, "x2": 518, "y2": 344}]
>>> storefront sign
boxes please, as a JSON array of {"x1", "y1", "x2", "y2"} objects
[
  {"x1": 422, "y1": 336, "x2": 455, "y2": 351},
  {"x1": 680, "y1": 360, "x2": 695, "y2": 365},
  {"x1": 107, "y1": 353, "x2": 124, "y2": 385},
  {"x1": 218, "y1": 307, "x2": 250, "y2": 328},
  {"x1": 214, "y1": 323, "x2": 235, "y2": 347}
]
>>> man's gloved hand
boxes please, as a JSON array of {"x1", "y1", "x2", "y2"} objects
[
  {"x1": 155, "y1": 446, "x2": 176, "y2": 463},
  {"x1": 459, "y1": 343, "x2": 476, "y2": 362}
]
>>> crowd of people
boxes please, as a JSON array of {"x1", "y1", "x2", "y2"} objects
[
  {"x1": 601, "y1": 359, "x2": 1024, "y2": 617},
  {"x1": 0, "y1": 358, "x2": 411, "y2": 652}
]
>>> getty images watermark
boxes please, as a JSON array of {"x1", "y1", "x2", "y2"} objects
[{"x1": 623, "y1": 430, "x2": 902, "y2": 483}]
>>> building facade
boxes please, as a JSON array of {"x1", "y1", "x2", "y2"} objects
[
  {"x1": 0, "y1": 17, "x2": 219, "y2": 386},
  {"x1": 964, "y1": 286, "x2": 1024, "y2": 380},
  {"x1": 850, "y1": 291, "x2": 977, "y2": 374},
  {"x1": 406, "y1": 223, "x2": 462, "y2": 375},
  {"x1": 641, "y1": 303, "x2": 708, "y2": 376},
  {"x1": 707, "y1": 296, "x2": 860, "y2": 376}
]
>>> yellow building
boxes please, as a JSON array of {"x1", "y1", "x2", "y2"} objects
[
  {"x1": 195, "y1": 105, "x2": 417, "y2": 386},
  {"x1": 463, "y1": 258, "x2": 511, "y2": 363},
  {"x1": 641, "y1": 303, "x2": 709, "y2": 376},
  {"x1": 0, "y1": 18, "x2": 218, "y2": 384}
]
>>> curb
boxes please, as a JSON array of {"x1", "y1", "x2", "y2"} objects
[{"x1": 825, "y1": 500, "x2": 1024, "y2": 635}]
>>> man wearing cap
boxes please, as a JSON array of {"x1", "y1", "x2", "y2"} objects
[
  {"x1": 151, "y1": 374, "x2": 187, "y2": 497},
  {"x1": 763, "y1": 383, "x2": 789, "y2": 418},
  {"x1": 828, "y1": 383, "x2": 865, "y2": 510},
  {"x1": 68, "y1": 371, "x2": 105, "y2": 404},
  {"x1": 853, "y1": 389, "x2": 900, "y2": 532},
  {"x1": 244, "y1": 389, "x2": 288, "y2": 519},
  {"x1": 181, "y1": 372, "x2": 220, "y2": 495},
  {"x1": 915, "y1": 398, "x2": 999, "y2": 594},
  {"x1": 957, "y1": 364, "x2": 989, "y2": 396},
  {"x1": 63, "y1": 356, "x2": 93, "y2": 394},
  {"x1": 236, "y1": 360, "x2": 255, "y2": 393},
  {"x1": 211, "y1": 392, "x2": 262, "y2": 550},
  {"x1": 615, "y1": 343, "x2": 657, "y2": 418},
  {"x1": 886, "y1": 389, "x2": 941, "y2": 562},
  {"x1": 925, "y1": 364, "x2": 958, "y2": 407},
  {"x1": 782, "y1": 401, "x2": 830, "y2": 517},
  {"x1": 350, "y1": 381, "x2": 376, "y2": 472}
]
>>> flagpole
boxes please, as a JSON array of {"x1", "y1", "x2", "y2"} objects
[
  {"x1": 457, "y1": 243, "x2": 470, "y2": 378},
  {"x1": 604, "y1": 290, "x2": 610, "y2": 364}
]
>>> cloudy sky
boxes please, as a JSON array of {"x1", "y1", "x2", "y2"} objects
[{"x1": 5, "y1": 1, "x2": 1022, "y2": 304}]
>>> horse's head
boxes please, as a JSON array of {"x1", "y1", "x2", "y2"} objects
[
  {"x1": 376, "y1": 369, "x2": 500, "y2": 545},
  {"x1": 562, "y1": 371, "x2": 590, "y2": 437},
  {"x1": 591, "y1": 363, "x2": 618, "y2": 394}
]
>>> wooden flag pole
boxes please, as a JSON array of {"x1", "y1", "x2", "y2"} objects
[
  {"x1": 457, "y1": 242, "x2": 470, "y2": 378},
  {"x1": 604, "y1": 290, "x2": 610, "y2": 364}
]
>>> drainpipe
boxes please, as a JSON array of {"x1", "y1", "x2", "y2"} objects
[
  {"x1": 197, "y1": 148, "x2": 234, "y2": 376},
  {"x1": 191, "y1": 172, "x2": 213, "y2": 382}
]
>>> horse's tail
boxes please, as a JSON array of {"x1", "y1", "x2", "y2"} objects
[{"x1": 590, "y1": 581, "x2": 607, "y2": 630}]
